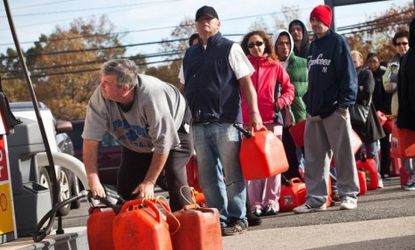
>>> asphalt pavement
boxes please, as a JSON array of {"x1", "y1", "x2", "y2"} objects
[{"x1": 3, "y1": 176, "x2": 415, "y2": 249}]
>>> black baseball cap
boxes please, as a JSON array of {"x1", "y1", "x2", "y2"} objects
[{"x1": 195, "y1": 6, "x2": 219, "y2": 21}]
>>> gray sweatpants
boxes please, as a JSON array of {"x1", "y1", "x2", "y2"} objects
[{"x1": 304, "y1": 110, "x2": 360, "y2": 207}]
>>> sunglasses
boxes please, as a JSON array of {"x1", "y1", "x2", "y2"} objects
[
  {"x1": 248, "y1": 41, "x2": 264, "y2": 48},
  {"x1": 395, "y1": 42, "x2": 408, "y2": 46}
]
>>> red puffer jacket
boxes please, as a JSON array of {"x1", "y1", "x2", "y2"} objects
[{"x1": 242, "y1": 55, "x2": 294, "y2": 124}]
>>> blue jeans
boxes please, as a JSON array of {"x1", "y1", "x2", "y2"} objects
[{"x1": 192, "y1": 122, "x2": 246, "y2": 225}]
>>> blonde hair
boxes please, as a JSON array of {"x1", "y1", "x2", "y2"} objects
[{"x1": 350, "y1": 50, "x2": 363, "y2": 60}]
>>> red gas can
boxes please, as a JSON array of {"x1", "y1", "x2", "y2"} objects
[
  {"x1": 113, "y1": 199, "x2": 172, "y2": 250},
  {"x1": 240, "y1": 127, "x2": 289, "y2": 180},
  {"x1": 186, "y1": 155, "x2": 202, "y2": 192},
  {"x1": 357, "y1": 170, "x2": 367, "y2": 195},
  {"x1": 289, "y1": 120, "x2": 306, "y2": 147},
  {"x1": 326, "y1": 176, "x2": 333, "y2": 208},
  {"x1": 171, "y1": 205, "x2": 222, "y2": 250},
  {"x1": 356, "y1": 159, "x2": 379, "y2": 190},
  {"x1": 192, "y1": 189, "x2": 207, "y2": 207},
  {"x1": 391, "y1": 124, "x2": 415, "y2": 158},
  {"x1": 383, "y1": 117, "x2": 394, "y2": 133},
  {"x1": 376, "y1": 111, "x2": 387, "y2": 126},
  {"x1": 87, "y1": 207, "x2": 116, "y2": 250},
  {"x1": 279, "y1": 178, "x2": 306, "y2": 212},
  {"x1": 390, "y1": 157, "x2": 402, "y2": 177}
]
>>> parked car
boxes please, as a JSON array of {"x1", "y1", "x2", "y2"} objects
[
  {"x1": 9, "y1": 102, "x2": 81, "y2": 214},
  {"x1": 68, "y1": 120, "x2": 168, "y2": 190},
  {"x1": 68, "y1": 120, "x2": 121, "y2": 187}
]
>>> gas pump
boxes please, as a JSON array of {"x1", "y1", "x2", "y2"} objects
[
  {"x1": 0, "y1": 88, "x2": 20, "y2": 243},
  {"x1": 0, "y1": 120, "x2": 16, "y2": 243}
]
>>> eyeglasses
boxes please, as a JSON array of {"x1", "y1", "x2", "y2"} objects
[
  {"x1": 248, "y1": 41, "x2": 264, "y2": 48},
  {"x1": 395, "y1": 42, "x2": 408, "y2": 46}
]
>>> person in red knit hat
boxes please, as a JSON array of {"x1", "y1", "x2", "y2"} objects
[
  {"x1": 293, "y1": 4, "x2": 360, "y2": 214},
  {"x1": 310, "y1": 4, "x2": 332, "y2": 28}
]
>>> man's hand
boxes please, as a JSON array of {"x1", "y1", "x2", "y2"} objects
[
  {"x1": 132, "y1": 180, "x2": 155, "y2": 199},
  {"x1": 84, "y1": 139, "x2": 105, "y2": 198},
  {"x1": 88, "y1": 174, "x2": 106, "y2": 198},
  {"x1": 336, "y1": 107, "x2": 348, "y2": 119},
  {"x1": 250, "y1": 112, "x2": 263, "y2": 131}
]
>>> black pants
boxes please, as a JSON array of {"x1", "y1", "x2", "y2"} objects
[
  {"x1": 380, "y1": 133, "x2": 391, "y2": 177},
  {"x1": 117, "y1": 111, "x2": 194, "y2": 211},
  {"x1": 282, "y1": 127, "x2": 301, "y2": 180}
]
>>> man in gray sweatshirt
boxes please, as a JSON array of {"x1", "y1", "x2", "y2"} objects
[{"x1": 82, "y1": 59, "x2": 193, "y2": 211}]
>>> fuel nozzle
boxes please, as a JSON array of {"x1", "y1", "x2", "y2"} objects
[{"x1": 233, "y1": 123, "x2": 252, "y2": 138}]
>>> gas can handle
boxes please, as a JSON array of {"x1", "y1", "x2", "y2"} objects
[
  {"x1": 289, "y1": 177, "x2": 302, "y2": 186},
  {"x1": 119, "y1": 199, "x2": 162, "y2": 223},
  {"x1": 250, "y1": 126, "x2": 267, "y2": 135}
]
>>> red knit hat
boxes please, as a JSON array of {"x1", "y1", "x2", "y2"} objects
[{"x1": 310, "y1": 5, "x2": 332, "y2": 28}]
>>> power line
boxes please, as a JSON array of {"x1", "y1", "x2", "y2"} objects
[
  {"x1": 0, "y1": 38, "x2": 187, "y2": 60},
  {"x1": 1, "y1": 58, "x2": 182, "y2": 81},
  {"x1": 0, "y1": 49, "x2": 185, "y2": 73},
  {"x1": 337, "y1": 8, "x2": 414, "y2": 32},
  {"x1": 10, "y1": 0, "x2": 78, "y2": 10},
  {"x1": 0, "y1": 0, "x2": 182, "y2": 18}
]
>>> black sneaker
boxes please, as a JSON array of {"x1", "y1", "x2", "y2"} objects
[
  {"x1": 221, "y1": 219, "x2": 248, "y2": 236},
  {"x1": 247, "y1": 212, "x2": 262, "y2": 226},
  {"x1": 263, "y1": 205, "x2": 278, "y2": 216},
  {"x1": 331, "y1": 190, "x2": 340, "y2": 202}
]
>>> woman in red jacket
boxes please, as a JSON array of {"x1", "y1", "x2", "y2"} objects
[{"x1": 240, "y1": 30, "x2": 294, "y2": 216}]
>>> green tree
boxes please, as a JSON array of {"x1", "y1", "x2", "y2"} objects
[
  {"x1": 344, "y1": 2, "x2": 414, "y2": 62},
  {"x1": 145, "y1": 17, "x2": 196, "y2": 89},
  {"x1": 146, "y1": 60, "x2": 181, "y2": 88},
  {"x1": 1, "y1": 15, "x2": 125, "y2": 120},
  {"x1": 160, "y1": 16, "x2": 196, "y2": 59}
]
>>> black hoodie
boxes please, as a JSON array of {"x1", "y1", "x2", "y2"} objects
[
  {"x1": 397, "y1": 17, "x2": 415, "y2": 130},
  {"x1": 289, "y1": 19, "x2": 310, "y2": 59}
]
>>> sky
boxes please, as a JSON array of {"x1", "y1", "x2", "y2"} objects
[{"x1": 0, "y1": 0, "x2": 412, "y2": 63}]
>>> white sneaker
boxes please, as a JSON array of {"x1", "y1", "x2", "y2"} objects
[
  {"x1": 339, "y1": 199, "x2": 357, "y2": 210},
  {"x1": 293, "y1": 203, "x2": 327, "y2": 214},
  {"x1": 403, "y1": 181, "x2": 415, "y2": 191},
  {"x1": 378, "y1": 178, "x2": 384, "y2": 188}
]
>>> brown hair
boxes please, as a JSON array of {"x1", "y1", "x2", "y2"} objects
[
  {"x1": 240, "y1": 30, "x2": 276, "y2": 61},
  {"x1": 392, "y1": 30, "x2": 409, "y2": 46}
]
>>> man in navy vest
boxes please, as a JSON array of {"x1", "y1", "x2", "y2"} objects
[{"x1": 179, "y1": 5, "x2": 262, "y2": 236}]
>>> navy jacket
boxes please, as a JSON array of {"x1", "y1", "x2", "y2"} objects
[
  {"x1": 183, "y1": 32, "x2": 241, "y2": 123},
  {"x1": 304, "y1": 30, "x2": 357, "y2": 118}
]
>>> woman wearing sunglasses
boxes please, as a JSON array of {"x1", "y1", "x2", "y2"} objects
[
  {"x1": 240, "y1": 30, "x2": 294, "y2": 217},
  {"x1": 383, "y1": 30, "x2": 409, "y2": 116}
]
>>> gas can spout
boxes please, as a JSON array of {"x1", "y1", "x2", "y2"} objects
[{"x1": 233, "y1": 123, "x2": 252, "y2": 138}]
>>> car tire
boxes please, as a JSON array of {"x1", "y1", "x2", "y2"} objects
[
  {"x1": 39, "y1": 167, "x2": 71, "y2": 216},
  {"x1": 70, "y1": 176, "x2": 81, "y2": 209}
]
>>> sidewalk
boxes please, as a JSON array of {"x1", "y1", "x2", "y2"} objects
[{"x1": 223, "y1": 216, "x2": 415, "y2": 250}]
